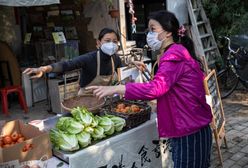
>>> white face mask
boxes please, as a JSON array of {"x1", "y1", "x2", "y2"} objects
[
  {"x1": 146, "y1": 31, "x2": 164, "y2": 51},
  {"x1": 100, "y1": 42, "x2": 118, "y2": 56}
]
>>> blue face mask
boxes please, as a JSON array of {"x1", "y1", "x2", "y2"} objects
[
  {"x1": 100, "y1": 42, "x2": 118, "y2": 56},
  {"x1": 146, "y1": 31, "x2": 163, "y2": 51}
]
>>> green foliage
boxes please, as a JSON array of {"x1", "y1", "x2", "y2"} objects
[{"x1": 203, "y1": 0, "x2": 248, "y2": 36}]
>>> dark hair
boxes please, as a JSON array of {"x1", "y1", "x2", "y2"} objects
[
  {"x1": 98, "y1": 28, "x2": 119, "y2": 41},
  {"x1": 148, "y1": 10, "x2": 201, "y2": 65}
]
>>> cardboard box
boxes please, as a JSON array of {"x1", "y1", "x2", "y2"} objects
[{"x1": 0, "y1": 120, "x2": 52, "y2": 163}]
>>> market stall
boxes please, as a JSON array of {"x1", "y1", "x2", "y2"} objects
[
  {"x1": 0, "y1": 112, "x2": 173, "y2": 168},
  {"x1": 0, "y1": 97, "x2": 173, "y2": 168},
  {"x1": 43, "y1": 111, "x2": 173, "y2": 168},
  {"x1": 0, "y1": 1, "x2": 173, "y2": 167}
]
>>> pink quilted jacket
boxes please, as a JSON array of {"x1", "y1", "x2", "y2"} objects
[{"x1": 125, "y1": 43, "x2": 212, "y2": 138}]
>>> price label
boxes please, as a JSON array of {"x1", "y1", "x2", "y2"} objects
[
  {"x1": 24, "y1": 33, "x2": 32, "y2": 44},
  {"x1": 52, "y1": 32, "x2": 66, "y2": 44}
]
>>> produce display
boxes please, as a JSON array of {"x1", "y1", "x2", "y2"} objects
[
  {"x1": 102, "y1": 100, "x2": 152, "y2": 128},
  {"x1": 115, "y1": 103, "x2": 143, "y2": 113},
  {"x1": 50, "y1": 107, "x2": 126, "y2": 152},
  {"x1": 0, "y1": 133, "x2": 26, "y2": 148}
]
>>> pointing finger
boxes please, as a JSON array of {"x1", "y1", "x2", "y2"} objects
[
  {"x1": 86, "y1": 86, "x2": 98, "y2": 90},
  {"x1": 23, "y1": 68, "x2": 32, "y2": 74}
]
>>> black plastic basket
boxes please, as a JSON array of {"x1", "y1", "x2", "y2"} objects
[{"x1": 101, "y1": 100, "x2": 151, "y2": 128}]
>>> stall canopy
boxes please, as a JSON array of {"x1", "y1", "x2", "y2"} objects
[{"x1": 0, "y1": 0, "x2": 60, "y2": 6}]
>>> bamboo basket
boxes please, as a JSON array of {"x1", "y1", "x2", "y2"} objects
[{"x1": 61, "y1": 95, "x2": 105, "y2": 113}]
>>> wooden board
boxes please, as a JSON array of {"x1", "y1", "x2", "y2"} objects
[
  {"x1": 204, "y1": 70, "x2": 224, "y2": 132},
  {"x1": 204, "y1": 69, "x2": 227, "y2": 167}
]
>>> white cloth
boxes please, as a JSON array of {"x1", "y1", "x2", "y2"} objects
[
  {"x1": 69, "y1": 113, "x2": 163, "y2": 168},
  {"x1": 53, "y1": 113, "x2": 173, "y2": 168},
  {"x1": 0, "y1": 0, "x2": 59, "y2": 6}
]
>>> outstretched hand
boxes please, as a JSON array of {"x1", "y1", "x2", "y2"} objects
[
  {"x1": 22, "y1": 67, "x2": 44, "y2": 79},
  {"x1": 86, "y1": 85, "x2": 126, "y2": 100}
]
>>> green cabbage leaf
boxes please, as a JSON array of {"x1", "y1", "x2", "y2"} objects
[
  {"x1": 50, "y1": 129, "x2": 79, "y2": 152},
  {"x1": 76, "y1": 131, "x2": 91, "y2": 148},
  {"x1": 56, "y1": 117, "x2": 84, "y2": 134}
]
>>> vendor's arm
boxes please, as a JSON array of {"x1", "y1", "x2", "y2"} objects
[
  {"x1": 125, "y1": 60, "x2": 183, "y2": 100},
  {"x1": 22, "y1": 65, "x2": 52, "y2": 79},
  {"x1": 23, "y1": 53, "x2": 89, "y2": 78},
  {"x1": 51, "y1": 54, "x2": 88, "y2": 72}
]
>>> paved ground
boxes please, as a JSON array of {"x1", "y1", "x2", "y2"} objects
[
  {"x1": 0, "y1": 100, "x2": 55, "y2": 122},
  {"x1": 1, "y1": 89, "x2": 248, "y2": 168},
  {"x1": 210, "y1": 89, "x2": 248, "y2": 168}
]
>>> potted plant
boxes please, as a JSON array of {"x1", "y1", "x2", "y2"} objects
[{"x1": 106, "y1": 0, "x2": 119, "y2": 18}]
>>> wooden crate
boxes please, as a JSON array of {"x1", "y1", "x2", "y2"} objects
[{"x1": 59, "y1": 81, "x2": 78, "y2": 100}]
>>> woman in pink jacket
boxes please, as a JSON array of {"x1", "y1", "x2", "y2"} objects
[{"x1": 88, "y1": 10, "x2": 213, "y2": 168}]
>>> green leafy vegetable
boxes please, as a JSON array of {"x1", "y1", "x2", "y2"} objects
[
  {"x1": 56, "y1": 117, "x2": 84, "y2": 134},
  {"x1": 90, "y1": 116, "x2": 99, "y2": 127},
  {"x1": 105, "y1": 125, "x2": 115, "y2": 135},
  {"x1": 98, "y1": 116, "x2": 114, "y2": 133},
  {"x1": 105, "y1": 115, "x2": 126, "y2": 132},
  {"x1": 50, "y1": 129, "x2": 79, "y2": 152},
  {"x1": 76, "y1": 131, "x2": 91, "y2": 148},
  {"x1": 71, "y1": 107, "x2": 93, "y2": 126},
  {"x1": 91, "y1": 126, "x2": 105, "y2": 140},
  {"x1": 84, "y1": 126, "x2": 94, "y2": 134}
]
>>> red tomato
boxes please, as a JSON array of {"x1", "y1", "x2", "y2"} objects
[
  {"x1": 131, "y1": 105, "x2": 140, "y2": 112},
  {"x1": 3, "y1": 135, "x2": 12, "y2": 144},
  {"x1": 117, "y1": 103, "x2": 126, "y2": 109},
  {"x1": 22, "y1": 147, "x2": 27, "y2": 152},
  {"x1": 17, "y1": 137, "x2": 25, "y2": 143},
  {"x1": 11, "y1": 133, "x2": 19, "y2": 142},
  {"x1": 125, "y1": 106, "x2": 131, "y2": 112},
  {"x1": 22, "y1": 144, "x2": 33, "y2": 152},
  {"x1": 120, "y1": 108, "x2": 127, "y2": 113}
]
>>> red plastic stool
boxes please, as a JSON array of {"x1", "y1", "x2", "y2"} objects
[{"x1": 0, "y1": 85, "x2": 28, "y2": 116}]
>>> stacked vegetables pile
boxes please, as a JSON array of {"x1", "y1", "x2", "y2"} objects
[{"x1": 50, "y1": 107, "x2": 126, "y2": 152}]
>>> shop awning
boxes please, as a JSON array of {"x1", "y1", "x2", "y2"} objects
[{"x1": 0, "y1": 0, "x2": 60, "y2": 7}]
